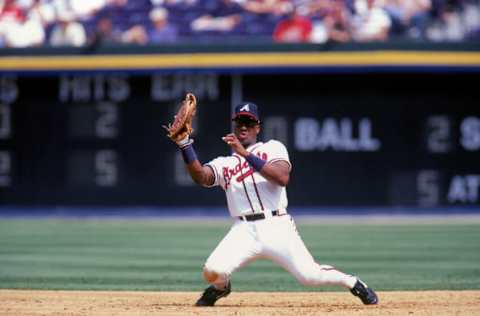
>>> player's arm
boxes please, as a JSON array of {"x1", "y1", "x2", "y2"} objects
[
  {"x1": 175, "y1": 139, "x2": 215, "y2": 186},
  {"x1": 223, "y1": 134, "x2": 290, "y2": 187},
  {"x1": 164, "y1": 92, "x2": 214, "y2": 185},
  {"x1": 257, "y1": 160, "x2": 290, "y2": 187},
  {"x1": 184, "y1": 158, "x2": 215, "y2": 187}
]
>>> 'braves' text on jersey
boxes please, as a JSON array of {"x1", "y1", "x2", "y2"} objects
[{"x1": 205, "y1": 140, "x2": 291, "y2": 217}]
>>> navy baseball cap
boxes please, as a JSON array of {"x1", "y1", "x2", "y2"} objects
[{"x1": 232, "y1": 102, "x2": 260, "y2": 122}]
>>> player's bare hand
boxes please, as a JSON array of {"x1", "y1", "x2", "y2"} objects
[{"x1": 222, "y1": 134, "x2": 248, "y2": 156}]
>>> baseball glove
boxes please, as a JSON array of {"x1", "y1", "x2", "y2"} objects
[{"x1": 163, "y1": 93, "x2": 197, "y2": 144}]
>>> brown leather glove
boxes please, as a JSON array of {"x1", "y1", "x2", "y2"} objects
[{"x1": 163, "y1": 93, "x2": 197, "y2": 147}]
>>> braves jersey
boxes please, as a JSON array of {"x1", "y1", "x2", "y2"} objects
[{"x1": 205, "y1": 140, "x2": 291, "y2": 217}]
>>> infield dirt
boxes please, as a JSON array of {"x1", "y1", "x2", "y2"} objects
[{"x1": 1, "y1": 290, "x2": 479, "y2": 316}]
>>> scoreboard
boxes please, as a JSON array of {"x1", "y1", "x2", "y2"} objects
[
  {"x1": 0, "y1": 74, "x2": 232, "y2": 205},
  {"x1": 244, "y1": 74, "x2": 480, "y2": 207},
  {"x1": 0, "y1": 72, "x2": 479, "y2": 207}
]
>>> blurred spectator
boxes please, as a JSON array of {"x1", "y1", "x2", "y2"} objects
[
  {"x1": 464, "y1": 1, "x2": 480, "y2": 31},
  {"x1": 191, "y1": 0, "x2": 243, "y2": 33},
  {"x1": 95, "y1": 0, "x2": 133, "y2": 33},
  {"x1": 241, "y1": 0, "x2": 292, "y2": 38},
  {"x1": 243, "y1": 0, "x2": 292, "y2": 16},
  {"x1": 350, "y1": 0, "x2": 392, "y2": 41},
  {"x1": 273, "y1": 7, "x2": 313, "y2": 42},
  {"x1": 90, "y1": 15, "x2": 123, "y2": 45},
  {"x1": 151, "y1": 0, "x2": 197, "y2": 5},
  {"x1": 382, "y1": 0, "x2": 432, "y2": 39},
  {"x1": 147, "y1": 7, "x2": 178, "y2": 43},
  {"x1": 70, "y1": 0, "x2": 106, "y2": 20},
  {"x1": 0, "y1": 0, "x2": 24, "y2": 45},
  {"x1": 0, "y1": 0, "x2": 48, "y2": 47},
  {"x1": 93, "y1": 0, "x2": 150, "y2": 45},
  {"x1": 28, "y1": 0, "x2": 56, "y2": 25},
  {"x1": 463, "y1": 0, "x2": 480, "y2": 39},
  {"x1": 121, "y1": 24, "x2": 148, "y2": 44},
  {"x1": 325, "y1": 0, "x2": 352, "y2": 42},
  {"x1": 0, "y1": 0, "x2": 24, "y2": 23},
  {"x1": 49, "y1": 11, "x2": 86, "y2": 46},
  {"x1": 427, "y1": 0, "x2": 480, "y2": 41},
  {"x1": 307, "y1": 0, "x2": 352, "y2": 43}
]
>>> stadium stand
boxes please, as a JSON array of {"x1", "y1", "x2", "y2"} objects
[{"x1": 0, "y1": 0, "x2": 479, "y2": 47}]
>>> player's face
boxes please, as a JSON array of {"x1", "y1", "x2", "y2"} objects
[{"x1": 233, "y1": 117, "x2": 260, "y2": 147}]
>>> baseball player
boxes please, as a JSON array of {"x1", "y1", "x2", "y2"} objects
[{"x1": 172, "y1": 101, "x2": 378, "y2": 307}]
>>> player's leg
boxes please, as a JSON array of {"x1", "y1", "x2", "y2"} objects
[
  {"x1": 260, "y1": 215, "x2": 378, "y2": 304},
  {"x1": 196, "y1": 220, "x2": 260, "y2": 306},
  {"x1": 261, "y1": 216, "x2": 356, "y2": 287}
]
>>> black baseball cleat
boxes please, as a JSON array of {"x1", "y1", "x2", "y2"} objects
[
  {"x1": 350, "y1": 279, "x2": 379, "y2": 305},
  {"x1": 195, "y1": 282, "x2": 231, "y2": 306}
]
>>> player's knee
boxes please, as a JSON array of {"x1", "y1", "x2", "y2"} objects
[
  {"x1": 203, "y1": 267, "x2": 219, "y2": 283},
  {"x1": 202, "y1": 266, "x2": 229, "y2": 284}
]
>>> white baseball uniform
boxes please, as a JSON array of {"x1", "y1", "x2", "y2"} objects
[{"x1": 203, "y1": 139, "x2": 357, "y2": 290}]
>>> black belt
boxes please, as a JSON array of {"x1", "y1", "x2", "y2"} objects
[{"x1": 238, "y1": 210, "x2": 281, "y2": 222}]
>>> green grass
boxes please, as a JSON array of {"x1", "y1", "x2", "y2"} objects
[{"x1": 0, "y1": 219, "x2": 479, "y2": 291}]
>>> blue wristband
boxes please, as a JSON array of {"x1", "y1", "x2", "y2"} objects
[
  {"x1": 181, "y1": 144, "x2": 198, "y2": 164},
  {"x1": 245, "y1": 153, "x2": 266, "y2": 172}
]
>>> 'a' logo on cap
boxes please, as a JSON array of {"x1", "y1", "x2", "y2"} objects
[{"x1": 240, "y1": 104, "x2": 250, "y2": 112}]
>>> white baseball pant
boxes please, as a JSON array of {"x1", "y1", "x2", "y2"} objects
[{"x1": 202, "y1": 214, "x2": 357, "y2": 290}]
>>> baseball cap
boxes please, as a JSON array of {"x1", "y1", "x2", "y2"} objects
[{"x1": 232, "y1": 102, "x2": 260, "y2": 123}]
